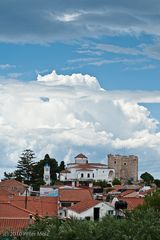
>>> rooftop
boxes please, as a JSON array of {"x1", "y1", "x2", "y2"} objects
[
  {"x1": 0, "y1": 218, "x2": 30, "y2": 235},
  {"x1": 59, "y1": 188, "x2": 93, "y2": 202},
  {"x1": 0, "y1": 202, "x2": 35, "y2": 218},
  {"x1": 118, "y1": 197, "x2": 144, "y2": 210},
  {"x1": 68, "y1": 199, "x2": 101, "y2": 213},
  {"x1": 69, "y1": 163, "x2": 108, "y2": 169},
  {"x1": 75, "y1": 153, "x2": 88, "y2": 159},
  {"x1": 0, "y1": 195, "x2": 58, "y2": 217}
]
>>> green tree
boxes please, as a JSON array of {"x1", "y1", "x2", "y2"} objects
[
  {"x1": 3, "y1": 171, "x2": 15, "y2": 180},
  {"x1": 93, "y1": 180, "x2": 110, "y2": 188},
  {"x1": 14, "y1": 149, "x2": 35, "y2": 184},
  {"x1": 144, "y1": 190, "x2": 160, "y2": 210},
  {"x1": 154, "y1": 179, "x2": 160, "y2": 188},
  {"x1": 112, "y1": 178, "x2": 121, "y2": 185},
  {"x1": 21, "y1": 207, "x2": 160, "y2": 240},
  {"x1": 58, "y1": 161, "x2": 65, "y2": 173},
  {"x1": 32, "y1": 154, "x2": 58, "y2": 190},
  {"x1": 140, "y1": 172, "x2": 154, "y2": 185}
]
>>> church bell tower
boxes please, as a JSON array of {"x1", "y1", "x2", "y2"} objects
[{"x1": 43, "y1": 163, "x2": 51, "y2": 185}]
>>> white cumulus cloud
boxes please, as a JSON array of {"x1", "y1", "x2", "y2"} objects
[{"x1": 0, "y1": 70, "x2": 160, "y2": 178}]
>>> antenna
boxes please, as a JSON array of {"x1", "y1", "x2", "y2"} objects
[{"x1": 122, "y1": 147, "x2": 126, "y2": 155}]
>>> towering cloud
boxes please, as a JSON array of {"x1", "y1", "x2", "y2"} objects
[{"x1": 0, "y1": 71, "x2": 159, "y2": 177}]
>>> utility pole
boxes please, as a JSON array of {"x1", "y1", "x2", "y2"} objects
[{"x1": 25, "y1": 186, "x2": 28, "y2": 209}]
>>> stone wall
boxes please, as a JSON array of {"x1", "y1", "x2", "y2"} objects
[{"x1": 108, "y1": 154, "x2": 138, "y2": 182}]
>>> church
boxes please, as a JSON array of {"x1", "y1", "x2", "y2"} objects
[{"x1": 60, "y1": 153, "x2": 115, "y2": 184}]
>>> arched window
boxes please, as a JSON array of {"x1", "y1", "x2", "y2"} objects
[
  {"x1": 108, "y1": 170, "x2": 114, "y2": 178},
  {"x1": 87, "y1": 173, "x2": 90, "y2": 178},
  {"x1": 81, "y1": 173, "x2": 84, "y2": 178}
]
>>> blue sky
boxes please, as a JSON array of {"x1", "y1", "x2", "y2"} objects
[
  {"x1": 0, "y1": 0, "x2": 160, "y2": 179},
  {"x1": 1, "y1": 35, "x2": 160, "y2": 91}
]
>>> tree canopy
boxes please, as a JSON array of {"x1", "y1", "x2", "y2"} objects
[
  {"x1": 14, "y1": 149, "x2": 35, "y2": 184},
  {"x1": 18, "y1": 207, "x2": 160, "y2": 240},
  {"x1": 3, "y1": 150, "x2": 64, "y2": 190},
  {"x1": 112, "y1": 178, "x2": 121, "y2": 185},
  {"x1": 140, "y1": 172, "x2": 154, "y2": 185},
  {"x1": 154, "y1": 179, "x2": 160, "y2": 188},
  {"x1": 32, "y1": 154, "x2": 58, "y2": 190}
]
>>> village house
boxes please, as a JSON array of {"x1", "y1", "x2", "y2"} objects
[
  {"x1": 58, "y1": 186, "x2": 93, "y2": 218},
  {"x1": 67, "y1": 199, "x2": 116, "y2": 220}
]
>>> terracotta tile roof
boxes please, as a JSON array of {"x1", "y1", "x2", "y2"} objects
[
  {"x1": 0, "y1": 199, "x2": 36, "y2": 234},
  {"x1": 0, "y1": 188, "x2": 15, "y2": 197},
  {"x1": 68, "y1": 200, "x2": 101, "y2": 213},
  {"x1": 0, "y1": 179, "x2": 27, "y2": 188},
  {"x1": 123, "y1": 191, "x2": 139, "y2": 198},
  {"x1": 71, "y1": 163, "x2": 108, "y2": 169},
  {"x1": 75, "y1": 153, "x2": 87, "y2": 159},
  {"x1": 122, "y1": 185, "x2": 141, "y2": 190},
  {"x1": 0, "y1": 202, "x2": 35, "y2": 218},
  {"x1": 0, "y1": 196, "x2": 58, "y2": 217},
  {"x1": 119, "y1": 190, "x2": 136, "y2": 197},
  {"x1": 0, "y1": 218, "x2": 30, "y2": 235},
  {"x1": 76, "y1": 168, "x2": 93, "y2": 171},
  {"x1": 139, "y1": 188, "x2": 154, "y2": 196},
  {"x1": 59, "y1": 188, "x2": 93, "y2": 202},
  {"x1": 113, "y1": 185, "x2": 124, "y2": 191},
  {"x1": 118, "y1": 197, "x2": 144, "y2": 210},
  {"x1": 0, "y1": 179, "x2": 27, "y2": 195}
]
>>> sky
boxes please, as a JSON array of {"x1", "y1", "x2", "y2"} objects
[{"x1": 0, "y1": 0, "x2": 160, "y2": 179}]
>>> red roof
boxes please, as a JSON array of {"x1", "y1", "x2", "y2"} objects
[
  {"x1": 0, "y1": 202, "x2": 34, "y2": 218},
  {"x1": 118, "y1": 197, "x2": 144, "y2": 210},
  {"x1": 0, "y1": 218, "x2": 30, "y2": 235},
  {"x1": 59, "y1": 188, "x2": 93, "y2": 202},
  {"x1": 0, "y1": 188, "x2": 15, "y2": 197},
  {"x1": 76, "y1": 168, "x2": 93, "y2": 172},
  {"x1": 119, "y1": 190, "x2": 136, "y2": 197},
  {"x1": 75, "y1": 153, "x2": 87, "y2": 159},
  {"x1": 0, "y1": 195, "x2": 58, "y2": 217},
  {"x1": 68, "y1": 200, "x2": 101, "y2": 213},
  {"x1": 113, "y1": 185, "x2": 123, "y2": 191},
  {"x1": 0, "y1": 179, "x2": 27, "y2": 188},
  {"x1": 71, "y1": 163, "x2": 107, "y2": 169},
  {"x1": 0, "y1": 179, "x2": 27, "y2": 195}
]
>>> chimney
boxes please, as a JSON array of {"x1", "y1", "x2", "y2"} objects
[{"x1": 29, "y1": 214, "x2": 34, "y2": 225}]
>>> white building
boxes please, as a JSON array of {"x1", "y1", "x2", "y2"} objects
[
  {"x1": 66, "y1": 200, "x2": 116, "y2": 220},
  {"x1": 60, "y1": 153, "x2": 115, "y2": 183},
  {"x1": 43, "y1": 163, "x2": 51, "y2": 185}
]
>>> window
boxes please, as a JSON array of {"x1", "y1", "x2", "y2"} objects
[
  {"x1": 87, "y1": 173, "x2": 90, "y2": 178},
  {"x1": 108, "y1": 210, "x2": 114, "y2": 215},
  {"x1": 124, "y1": 162, "x2": 127, "y2": 166},
  {"x1": 81, "y1": 173, "x2": 84, "y2": 178},
  {"x1": 114, "y1": 161, "x2": 116, "y2": 164},
  {"x1": 93, "y1": 173, "x2": 94, "y2": 178},
  {"x1": 61, "y1": 202, "x2": 71, "y2": 207}
]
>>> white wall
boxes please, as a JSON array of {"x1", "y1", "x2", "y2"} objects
[
  {"x1": 67, "y1": 202, "x2": 116, "y2": 220},
  {"x1": 60, "y1": 167, "x2": 115, "y2": 182}
]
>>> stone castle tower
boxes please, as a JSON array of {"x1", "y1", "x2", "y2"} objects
[
  {"x1": 43, "y1": 163, "x2": 51, "y2": 185},
  {"x1": 108, "y1": 154, "x2": 138, "y2": 182}
]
